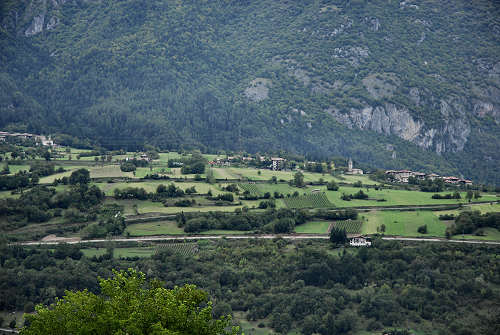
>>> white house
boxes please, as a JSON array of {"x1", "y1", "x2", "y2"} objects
[{"x1": 349, "y1": 236, "x2": 372, "y2": 247}]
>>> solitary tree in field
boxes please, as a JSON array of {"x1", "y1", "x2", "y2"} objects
[
  {"x1": 21, "y1": 269, "x2": 239, "y2": 335},
  {"x1": 293, "y1": 171, "x2": 305, "y2": 187}
]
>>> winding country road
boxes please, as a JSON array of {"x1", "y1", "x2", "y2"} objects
[{"x1": 17, "y1": 234, "x2": 500, "y2": 246}]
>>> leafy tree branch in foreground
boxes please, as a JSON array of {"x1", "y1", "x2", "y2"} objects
[{"x1": 21, "y1": 269, "x2": 239, "y2": 335}]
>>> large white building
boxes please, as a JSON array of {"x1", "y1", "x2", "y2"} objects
[{"x1": 271, "y1": 157, "x2": 285, "y2": 171}]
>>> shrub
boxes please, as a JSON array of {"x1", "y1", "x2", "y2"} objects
[
  {"x1": 120, "y1": 162, "x2": 136, "y2": 172},
  {"x1": 327, "y1": 180, "x2": 339, "y2": 191},
  {"x1": 418, "y1": 225, "x2": 428, "y2": 234}
]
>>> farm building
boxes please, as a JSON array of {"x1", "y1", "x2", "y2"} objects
[{"x1": 349, "y1": 236, "x2": 371, "y2": 247}]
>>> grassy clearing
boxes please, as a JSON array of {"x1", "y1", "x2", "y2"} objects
[
  {"x1": 212, "y1": 167, "x2": 239, "y2": 179},
  {"x1": 90, "y1": 165, "x2": 134, "y2": 178},
  {"x1": 125, "y1": 221, "x2": 184, "y2": 236},
  {"x1": 0, "y1": 190, "x2": 20, "y2": 199},
  {"x1": 362, "y1": 210, "x2": 447, "y2": 237},
  {"x1": 6, "y1": 164, "x2": 30, "y2": 174},
  {"x1": 39, "y1": 169, "x2": 77, "y2": 184},
  {"x1": 457, "y1": 228, "x2": 500, "y2": 241},
  {"x1": 156, "y1": 152, "x2": 185, "y2": 163},
  {"x1": 228, "y1": 168, "x2": 293, "y2": 181},
  {"x1": 233, "y1": 312, "x2": 277, "y2": 335},
  {"x1": 334, "y1": 174, "x2": 378, "y2": 185},
  {"x1": 435, "y1": 202, "x2": 500, "y2": 217},
  {"x1": 295, "y1": 221, "x2": 331, "y2": 234}
]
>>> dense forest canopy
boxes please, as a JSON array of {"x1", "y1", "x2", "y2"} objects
[
  {"x1": 1, "y1": 240, "x2": 499, "y2": 334},
  {"x1": 0, "y1": 0, "x2": 499, "y2": 184}
]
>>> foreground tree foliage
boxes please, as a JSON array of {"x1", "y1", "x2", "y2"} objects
[{"x1": 21, "y1": 269, "x2": 238, "y2": 335}]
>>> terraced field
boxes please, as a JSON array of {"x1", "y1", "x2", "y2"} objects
[{"x1": 283, "y1": 192, "x2": 334, "y2": 209}]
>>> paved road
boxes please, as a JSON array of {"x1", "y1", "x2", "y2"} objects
[
  {"x1": 17, "y1": 234, "x2": 500, "y2": 246},
  {"x1": 0, "y1": 328, "x2": 19, "y2": 334}
]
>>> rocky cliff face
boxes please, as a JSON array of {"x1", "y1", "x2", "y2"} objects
[{"x1": 327, "y1": 98, "x2": 470, "y2": 154}]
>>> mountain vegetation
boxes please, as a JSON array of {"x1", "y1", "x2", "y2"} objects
[{"x1": 0, "y1": 0, "x2": 499, "y2": 184}]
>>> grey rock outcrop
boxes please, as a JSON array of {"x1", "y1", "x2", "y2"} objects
[
  {"x1": 25, "y1": 14, "x2": 45, "y2": 36},
  {"x1": 244, "y1": 78, "x2": 272, "y2": 102},
  {"x1": 327, "y1": 97, "x2": 471, "y2": 154},
  {"x1": 46, "y1": 16, "x2": 59, "y2": 30}
]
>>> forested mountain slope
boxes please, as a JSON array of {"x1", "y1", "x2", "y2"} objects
[{"x1": 1, "y1": 0, "x2": 499, "y2": 184}]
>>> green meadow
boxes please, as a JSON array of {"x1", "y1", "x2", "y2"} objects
[
  {"x1": 362, "y1": 210, "x2": 447, "y2": 237},
  {"x1": 126, "y1": 221, "x2": 184, "y2": 236},
  {"x1": 295, "y1": 221, "x2": 331, "y2": 234}
]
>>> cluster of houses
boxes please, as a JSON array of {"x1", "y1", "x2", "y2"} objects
[
  {"x1": 0, "y1": 131, "x2": 54, "y2": 146},
  {"x1": 385, "y1": 169, "x2": 472, "y2": 185}
]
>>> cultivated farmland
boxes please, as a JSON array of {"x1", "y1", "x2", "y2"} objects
[
  {"x1": 156, "y1": 242, "x2": 198, "y2": 256},
  {"x1": 283, "y1": 192, "x2": 334, "y2": 209},
  {"x1": 334, "y1": 220, "x2": 363, "y2": 234},
  {"x1": 239, "y1": 183, "x2": 262, "y2": 196}
]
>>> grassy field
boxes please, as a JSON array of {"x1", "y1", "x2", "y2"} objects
[
  {"x1": 0, "y1": 190, "x2": 20, "y2": 199},
  {"x1": 224, "y1": 167, "x2": 377, "y2": 185},
  {"x1": 156, "y1": 152, "x2": 186, "y2": 163},
  {"x1": 39, "y1": 168, "x2": 78, "y2": 184},
  {"x1": 6, "y1": 164, "x2": 30, "y2": 174},
  {"x1": 362, "y1": 210, "x2": 447, "y2": 237},
  {"x1": 90, "y1": 165, "x2": 134, "y2": 178},
  {"x1": 435, "y1": 202, "x2": 500, "y2": 217},
  {"x1": 82, "y1": 247, "x2": 156, "y2": 258},
  {"x1": 295, "y1": 221, "x2": 331, "y2": 234},
  {"x1": 323, "y1": 186, "x2": 496, "y2": 207},
  {"x1": 212, "y1": 167, "x2": 240, "y2": 179},
  {"x1": 334, "y1": 174, "x2": 378, "y2": 185},
  {"x1": 125, "y1": 221, "x2": 184, "y2": 236},
  {"x1": 458, "y1": 228, "x2": 500, "y2": 241}
]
